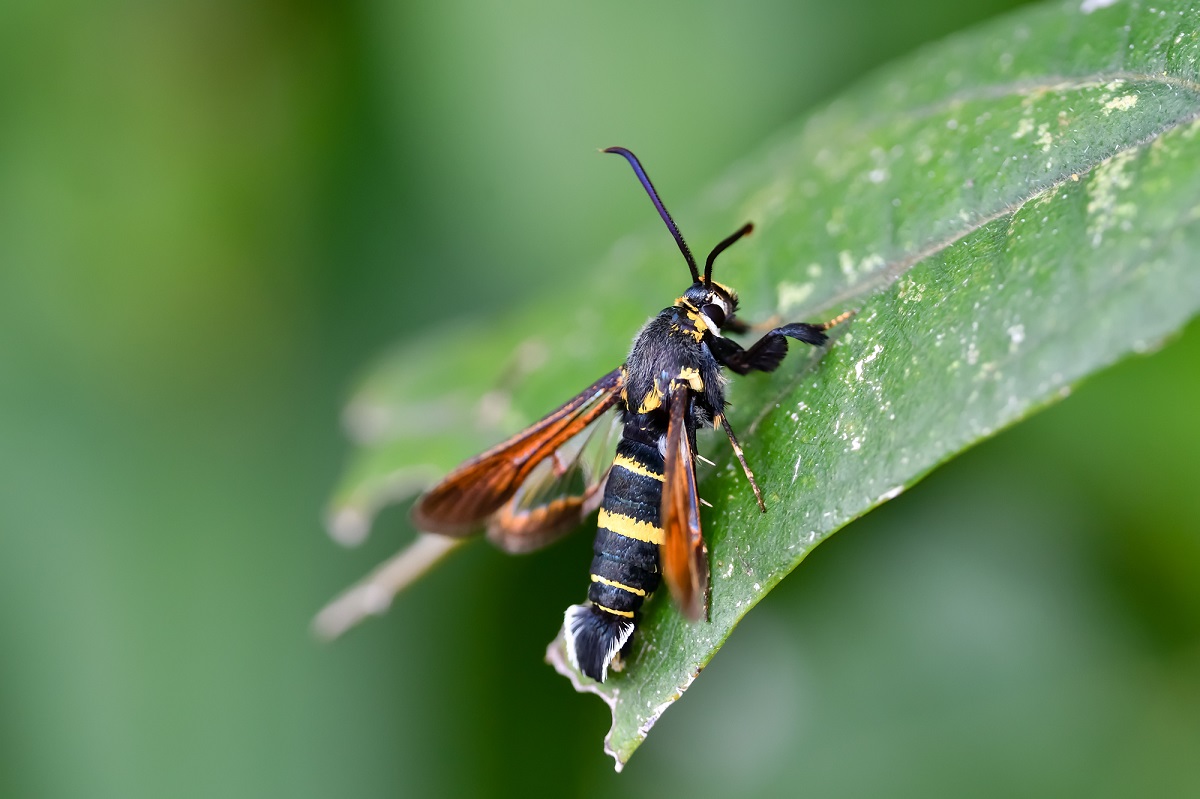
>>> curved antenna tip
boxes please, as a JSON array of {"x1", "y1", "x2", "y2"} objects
[
  {"x1": 603, "y1": 147, "x2": 700, "y2": 283},
  {"x1": 703, "y1": 221, "x2": 755, "y2": 286}
]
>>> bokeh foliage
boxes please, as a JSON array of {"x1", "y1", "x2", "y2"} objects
[{"x1": 3, "y1": 0, "x2": 1199, "y2": 797}]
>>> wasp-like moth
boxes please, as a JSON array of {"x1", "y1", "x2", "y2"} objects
[{"x1": 412, "y1": 147, "x2": 849, "y2": 682}]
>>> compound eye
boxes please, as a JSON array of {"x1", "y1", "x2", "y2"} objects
[{"x1": 700, "y1": 303, "x2": 726, "y2": 328}]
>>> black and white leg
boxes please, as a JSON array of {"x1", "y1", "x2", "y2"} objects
[
  {"x1": 709, "y1": 323, "x2": 829, "y2": 375},
  {"x1": 718, "y1": 414, "x2": 766, "y2": 512},
  {"x1": 712, "y1": 310, "x2": 854, "y2": 375}
]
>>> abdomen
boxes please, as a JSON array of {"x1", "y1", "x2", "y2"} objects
[{"x1": 563, "y1": 436, "x2": 664, "y2": 681}]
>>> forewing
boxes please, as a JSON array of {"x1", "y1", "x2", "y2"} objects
[
  {"x1": 660, "y1": 383, "x2": 710, "y2": 622},
  {"x1": 410, "y1": 369, "x2": 624, "y2": 536}
]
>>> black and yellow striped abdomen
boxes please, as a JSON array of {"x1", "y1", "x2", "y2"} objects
[{"x1": 586, "y1": 438, "x2": 664, "y2": 619}]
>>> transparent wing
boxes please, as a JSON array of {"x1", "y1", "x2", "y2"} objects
[
  {"x1": 485, "y1": 410, "x2": 622, "y2": 553},
  {"x1": 410, "y1": 369, "x2": 624, "y2": 537}
]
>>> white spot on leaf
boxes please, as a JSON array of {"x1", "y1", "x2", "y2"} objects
[
  {"x1": 777, "y1": 281, "x2": 814, "y2": 311},
  {"x1": 838, "y1": 250, "x2": 855, "y2": 277},
  {"x1": 1102, "y1": 94, "x2": 1138, "y2": 114},
  {"x1": 1087, "y1": 149, "x2": 1137, "y2": 246},
  {"x1": 1036, "y1": 123, "x2": 1054, "y2": 152},
  {"x1": 854, "y1": 344, "x2": 884, "y2": 381},
  {"x1": 1007, "y1": 324, "x2": 1026, "y2": 352}
]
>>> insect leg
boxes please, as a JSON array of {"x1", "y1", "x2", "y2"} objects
[
  {"x1": 710, "y1": 326, "x2": 819, "y2": 374},
  {"x1": 719, "y1": 414, "x2": 766, "y2": 513},
  {"x1": 713, "y1": 310, "x2": 854, "y2": 374}
]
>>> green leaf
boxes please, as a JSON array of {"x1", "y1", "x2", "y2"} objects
[{"x1": 322, "y1": 0, "x2": 1200, "y2": 771}]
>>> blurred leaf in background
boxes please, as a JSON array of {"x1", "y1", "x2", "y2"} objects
[{"x1": 2, "y1": 0, "x2": 1198, "y2": 798}]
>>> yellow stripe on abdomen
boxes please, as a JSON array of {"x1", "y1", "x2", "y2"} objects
[
  {"x1": 613, "y1": 454, "x2": 663, "y2": 482},
  {"x1": 590, "y1": 573, "x2": 648, "y2": 597},
  {"x1": 597, "y1": 508, "x2": 664, "y2": 545},
  {"x1": 592, "y1": 602, "x2": 635, "y2": 618}
]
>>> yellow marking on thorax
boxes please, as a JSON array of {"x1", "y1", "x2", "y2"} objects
[
  {"x1": 677, "y1": 367, "x2": 704, "y2": 392},
  {"x1": 598, "y1": 508, "x2": 664, "y2": 545},
  {"x1": 613, "y1": 454, "x2": 663, "y2": 481},
  {"x1": 592, "y1": 602, "x2": 635, "y2": 618},
  {"x1": 590, "y1": 574, "x2": 648, "y2": 597},
  {"x1": 672, "y1": 300, "x2": 707, "y2": 341},
  {"x1": 636, "y1": 382, "x2": 663, "y2": 414}
]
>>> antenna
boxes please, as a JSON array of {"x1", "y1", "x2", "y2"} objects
[
  {"x1": 603, "y1": 147, "x2": 700, "y2": 284},
  {"x1": 704, "y1": 223, "x2": 753, "y2": 287}
]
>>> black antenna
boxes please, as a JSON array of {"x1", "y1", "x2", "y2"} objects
[
  {"x1": 603, "y1": 147, "x2": 700, "y2": 284},
  {"x1": 704, "y1": 223, "x2": 753, "y2": 287}
]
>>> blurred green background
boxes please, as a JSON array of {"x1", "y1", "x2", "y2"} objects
[{"x1": 3, "y1": 1, "x2": 1199, "y2": 797}]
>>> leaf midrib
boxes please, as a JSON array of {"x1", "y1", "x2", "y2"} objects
[
  {"x1": 876, "y1": 72, "x2": 1200, "y2": 127},
  {"x1": 799, "y1": 82, "x2": 1200, "y2": 319}
]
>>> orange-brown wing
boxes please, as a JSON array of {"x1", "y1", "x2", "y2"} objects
[
  {"x1": 410, "y1": 368, "x2": 624, "y2": 537},
  {"x1": 660, "y1": 382, "x2": 710, "y2": 622},
  {"x1": 485, "y1": 411, "x2": 620, "y2": 553}
]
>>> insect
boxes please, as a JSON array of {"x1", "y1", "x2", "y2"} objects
[{"x1": 412, "y1": 147, "x2": 849, "y2": 682}]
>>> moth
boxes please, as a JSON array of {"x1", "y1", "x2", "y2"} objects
[{"x1": 413, "y1": 147, "x2": 848, "y2": 681}]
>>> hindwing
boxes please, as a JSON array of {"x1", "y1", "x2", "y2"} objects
[{"x1": 410, "y1": 369, "x2": 624, "y2": 550}]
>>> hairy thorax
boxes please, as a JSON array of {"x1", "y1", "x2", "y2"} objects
[{"x1": 620, "y1": 309, "x2": 728, "y2": 432}]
